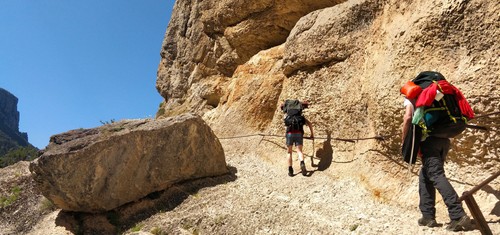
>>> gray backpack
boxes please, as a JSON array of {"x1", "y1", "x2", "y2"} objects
[{"x1": 282, "y1": 100, "x2": 306, "y2": 131}]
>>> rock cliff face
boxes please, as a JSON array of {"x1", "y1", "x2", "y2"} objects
[
  {"x1": 0, "y1": 88, "x2": 20, "y2": 133},
  {"x1": 156, "y1": 0, "x2": 499, "y2": 212},
  {"x1": 0, "y1": 88, "x2": 29, "y2": 155},
  {"x1": 156, "y1": 0, "x2": 346, "y2": 116}
]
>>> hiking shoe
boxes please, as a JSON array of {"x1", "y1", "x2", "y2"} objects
[
  {"x1": 446, "y1": 215, "x2": 471, "y2": 232},
  {"x1": 300, "y1": 162, "x2": 307, "y2": 176},
  {"x1": 418, "y1": 217, "x2": 439, "y2": 227},
  {"x1": 288, "y1": 166, "x2": 294, "y2": 177}
]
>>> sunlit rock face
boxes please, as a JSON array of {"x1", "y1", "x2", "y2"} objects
[{"x1": 156, "y1": 0, "x2": 499, "y2": 216}]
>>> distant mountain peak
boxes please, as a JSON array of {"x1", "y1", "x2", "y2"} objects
[{"x1": 0, "y1": 87, "x2": 30, "y2": 156}]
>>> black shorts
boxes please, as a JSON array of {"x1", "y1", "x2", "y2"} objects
[{"x1": 286, "y1": 133, "x2": 303, "y2": 146}]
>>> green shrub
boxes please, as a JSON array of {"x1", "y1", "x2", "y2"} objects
[
  {"x1": 0, "y1": 186, "x2": 22, "y2": 208},
  {"x1": 131, "y1": 223, "x2": 143, "y2": 232},
  {"x1": 40, "y1": 197, "x2": 57, "y2": 212},
  {"x1": 0, "y1": 146, "x2": 39, "y2": 168},
  {"x1": 100, "y1": 119, "x2": 116, "y2": 125},
  {"x1": 151, "y1": 227, "x2": 166, "y2": 235}
]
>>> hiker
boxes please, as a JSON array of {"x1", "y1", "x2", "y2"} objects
[
  {"x1": 281, "y1": 100, "x2": 314, "y2": 176},
  {"x1": 401, "y1": 71, "x2": 471, "y2": 232}
]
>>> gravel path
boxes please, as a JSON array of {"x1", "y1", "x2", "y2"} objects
[
  {"x1": 3, "y1": 152, "x2": 496, "y2": 234},
  {"x1": 131, "y1": 153, "x2": 491, "y2": 235}
]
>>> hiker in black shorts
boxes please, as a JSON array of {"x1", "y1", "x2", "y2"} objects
[{"x1": 282, "y1": 100, "x2": 314, "y2": 177}]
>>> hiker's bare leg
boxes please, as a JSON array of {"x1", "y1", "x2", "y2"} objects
[
  {"x1": 297, "y1": 145, "x2": 304, "y2": 162},
  {"x1": 287, "y1": 145, "x2": 293, "y2": 166}
]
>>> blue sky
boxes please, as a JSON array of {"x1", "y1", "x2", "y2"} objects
[{"x1": 0, "y1": 1, "x2": 175, "y2": 149}]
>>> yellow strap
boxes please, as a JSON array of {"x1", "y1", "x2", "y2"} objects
[
  {"x1": 424, "y1": 107, "x2": 446, "y2": 113},
  {"x1": 418, "y1": 121, "x2": 430, "y2": 138},
  {"x1": 435, "y1": 81, "x2": 457, "y2": 123}
]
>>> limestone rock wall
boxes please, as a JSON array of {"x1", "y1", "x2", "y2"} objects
[
  {"x1": 156, "y1": 0, "x2": 346, "y2": 117},
  {"x1": 157, "y1": 0, "x2": 499, "y2": 212}
]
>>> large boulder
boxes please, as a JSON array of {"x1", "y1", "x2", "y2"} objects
[{"x1": 29, "y1": 113, "x2": 228, "y2": 213}]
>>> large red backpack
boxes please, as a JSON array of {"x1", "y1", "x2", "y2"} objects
[
  {"x1": 400, "y1": 71, "x2": 474, "y2": 164},
  {"x1": 411, "y1": 71, "x2": 474, "y2": 138}
]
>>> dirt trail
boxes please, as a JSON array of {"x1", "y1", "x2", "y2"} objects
[
  {"x1": 123, "y1": 152, "x2": 490, "y2": 235},
  {"x1": 3, "y1": 146, "x2": 497, "y2": 234}
]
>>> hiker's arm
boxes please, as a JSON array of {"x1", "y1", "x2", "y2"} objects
[
  {"x1": 401, "y1": 104, "x2": 413, "y2": 143},
  {"x1": 306, "y1": 119, "x2": 314, "y2": 139}
]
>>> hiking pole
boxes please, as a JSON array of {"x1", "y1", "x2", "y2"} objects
[
  {"x1": 312, "y1": 138, "x2": 315, "y2": 159},
  {"x1": 311, "y1": 138, "x2": 315, "y2": 167},
  {"x1": 408, "y1": 124, "x2": 416, "y2": 175},
  {"x1": 474, "y1": 111, "x2": 500, "y2": 119},
  {"x1": 465, "y1": 124, "x2": 488, "y2": 131}
]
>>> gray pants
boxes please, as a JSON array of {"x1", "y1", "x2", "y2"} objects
[{"x1": 419, "y1": 136, "x2": 465, "y2": 220}]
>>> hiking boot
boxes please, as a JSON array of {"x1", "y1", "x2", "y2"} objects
[
  {"x1": 446, "y1": 215, "x2": 471, "y2": 232},
  {"x1": 288, "y1": 166, "x2": 294, "y2": 177},
  {"x1": 418, "y1": 217, "x2": 439, "y2": 227},
  {"x1": 300, "y1": 162, "x2": 307, "y2": 176}
]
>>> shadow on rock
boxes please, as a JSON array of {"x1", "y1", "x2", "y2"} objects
[
  {"x1": 55, "y1": 166, "x2": 238, "y2": 234},
  {"x1": 482, "y1": 184, "x2": 500, "y2": 217},
  {"x1": 313, "y1": 131, "x2": 333, "y2": 171}
]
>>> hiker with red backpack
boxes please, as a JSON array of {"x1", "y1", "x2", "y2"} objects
[
  {"x1": 281, "y1": 100, "x2": 314, "y2": 177},
  {"x1": 400, "y1": 71, "x2": 473, "y2": 232}
]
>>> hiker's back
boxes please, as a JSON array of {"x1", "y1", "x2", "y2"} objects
[
  {"x1": 410, "y1": 71, "x2": 474, "y2": 138},
  {"x1": 282, "y1": 99, "x2": 307, "y2": 133}
]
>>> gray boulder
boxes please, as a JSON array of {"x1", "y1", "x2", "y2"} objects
[{"x1": 29, "y1": 113, "x2": 228, "y2": 213}]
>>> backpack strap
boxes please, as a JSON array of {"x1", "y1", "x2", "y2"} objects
[{"x1": 435, "y1": 81, "x2": 468, "y2": 124}]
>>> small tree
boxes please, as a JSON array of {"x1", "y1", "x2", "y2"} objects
[{"x1": 0, "y1": 146, "x2": 39, "y2": 168}]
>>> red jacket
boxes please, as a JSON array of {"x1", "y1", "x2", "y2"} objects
[{"x1": 415, "y1": 80, "x2": 474, "y2": 119}]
